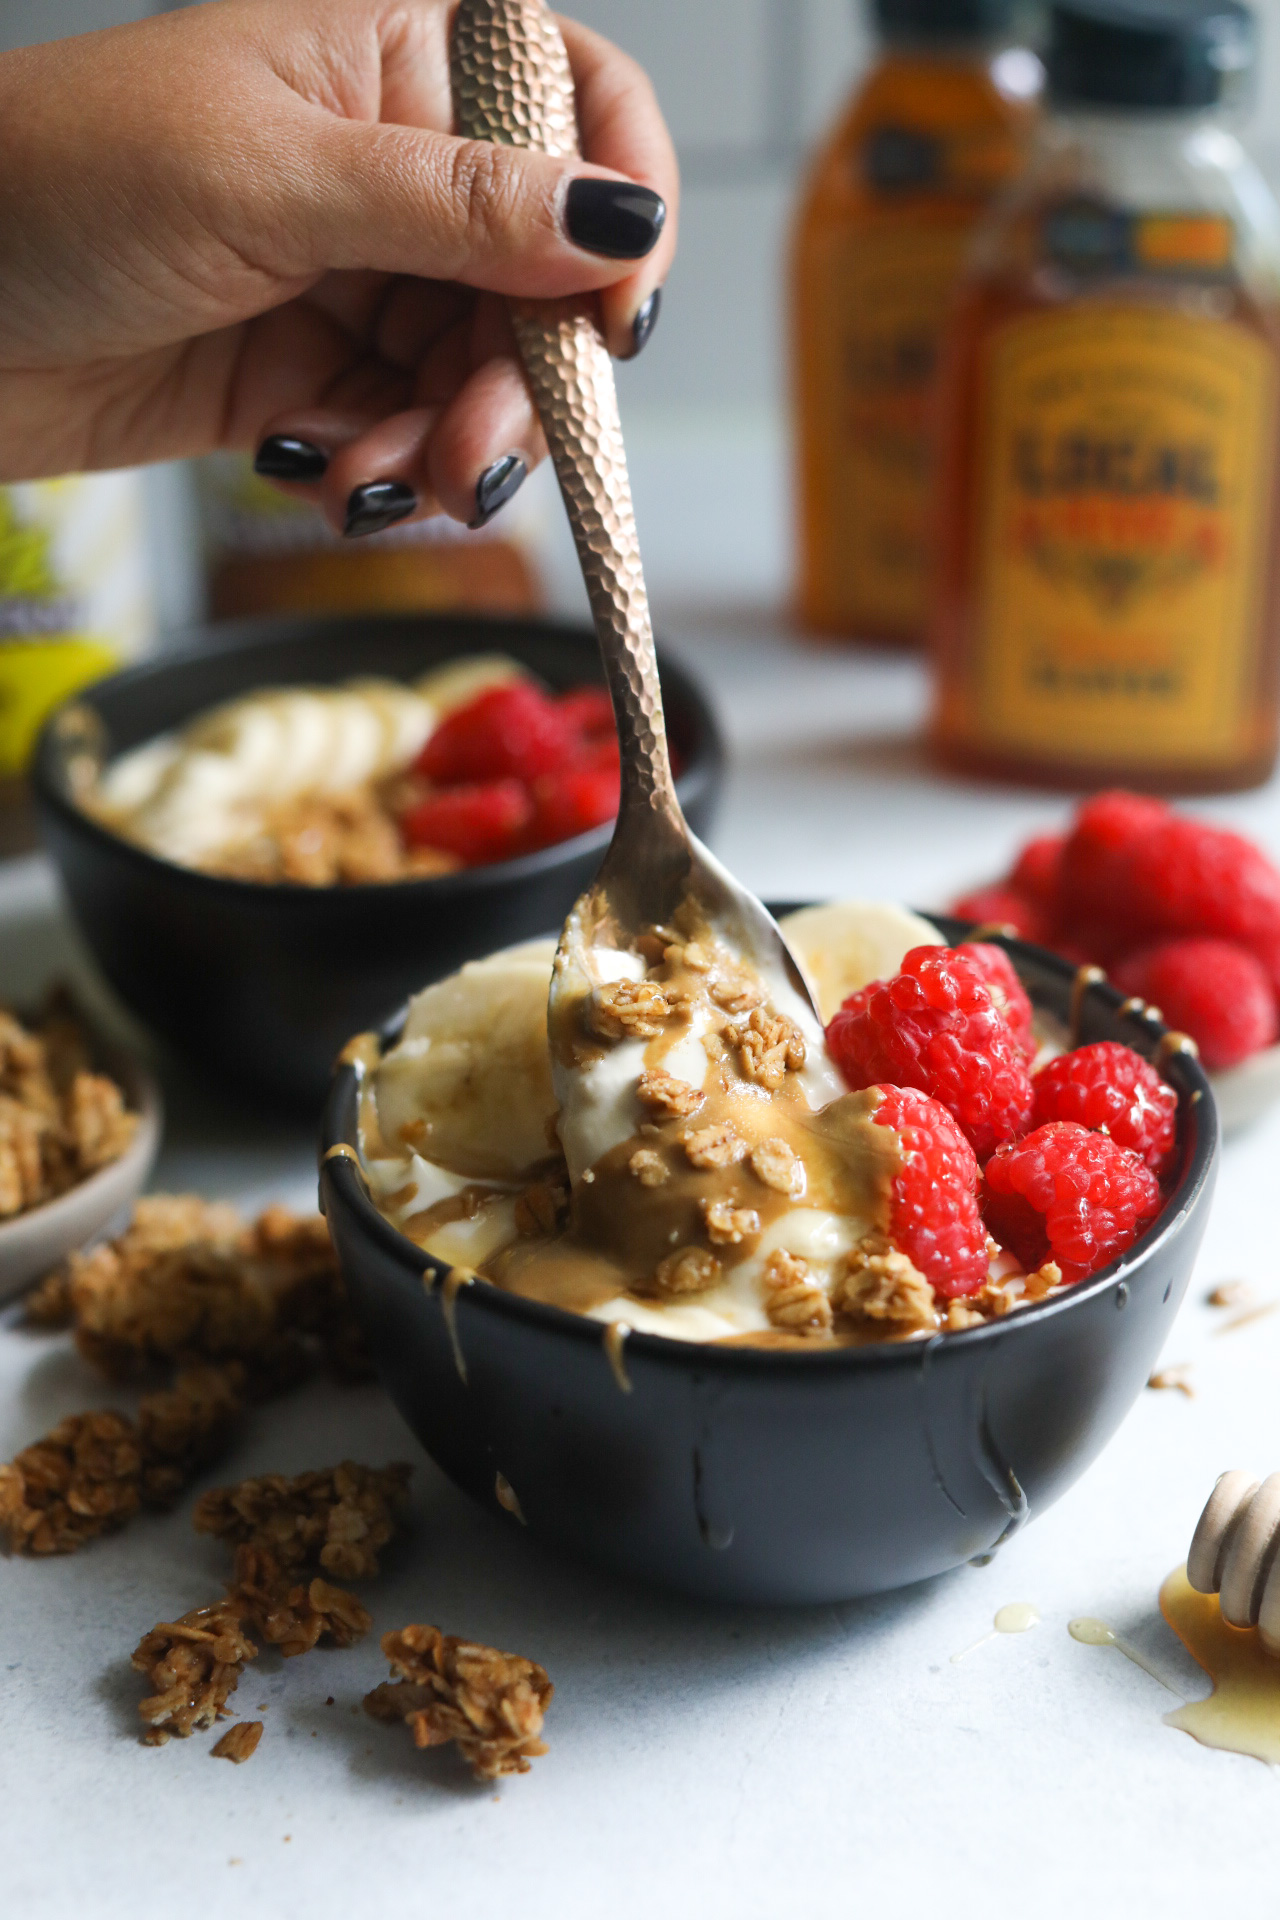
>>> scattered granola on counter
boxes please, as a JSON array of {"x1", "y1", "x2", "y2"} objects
[
  {"x1": 131, "y1": 1463, "x2": 404, "y2": 1753},
  {"x1": 4, "y1": 1199, "x2": 373, "y2": 1558},
  {"x1": 364, "y1": 1625, "x2": 552, "y2": 1781},
  {"x1": 0, "y1": 997, "x2": 138, "y2": 1219},
  {"x1": 193, "y1": 1461, "x2": 412, "y2": 1582}
]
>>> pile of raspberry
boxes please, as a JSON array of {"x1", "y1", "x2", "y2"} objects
[
  {"x1": 397, "y1": 680, "x2": 624, "y2": 867},
  {"x1": 953, "y1": 790, "x2": 1280, "y2": 1071},
  {"x1": 829, "y1": 943, "x2": 1173, "y2": 1300}
]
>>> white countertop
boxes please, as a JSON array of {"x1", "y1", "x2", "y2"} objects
[{"x1": 5, "y1": 610, "x2": 1280, "y2": 1920}]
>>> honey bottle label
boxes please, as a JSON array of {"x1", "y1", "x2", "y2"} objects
[
  {"x1": 812, "y1": 219, "x2": 971, "y2": 633},
  {"x1": 968, "y1": 304, "x2": 1278, "y2": 769}
]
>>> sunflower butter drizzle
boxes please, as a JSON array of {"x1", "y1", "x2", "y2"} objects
[{"x1": 483, "y1": 911, "x2": 899, "y2": 1332}]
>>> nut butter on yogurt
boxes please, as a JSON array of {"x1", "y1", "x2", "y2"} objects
[{"x1": 355, "y1": 902, "x2": 1056, "y2": 1348}]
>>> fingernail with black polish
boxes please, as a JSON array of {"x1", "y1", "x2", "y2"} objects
[
  {"x1": 630, "y1": 286, "x2": 663, "y2": 358},
  {"x1": 253, "y1": 435, "x2": 328, "y2": 482},
  {"x1": 343, "y1": 480, "x2": 416, "y2": 539},
  {"x1": 565, "y1": 178, "x2": 666, "y2": 260},
  {"x1": 469, "y1": 454, "x2": 528, "y2": 531}
]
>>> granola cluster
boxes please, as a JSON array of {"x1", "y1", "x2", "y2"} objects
[
  {"x1": 61, "y1": 1196, "x2": 365, "y2": 1387},
  {"x1": 0, "y1": 999, "x2": 137, "y2": 1219},
  {"x1": 3, "y1": 1197, "x2": 372, "y2": 1557},
  {"x1": 365, "y1": 1625, "x2": 552, "y2": 1780},
  {"x1": 0, "y1": 1365, "x2": 252, "y2": 1556},
  {"x1": 193, "y1": 1461, "x2": 412, "y2": 1582}
]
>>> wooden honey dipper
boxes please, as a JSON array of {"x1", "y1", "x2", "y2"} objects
[{"x1": 1187, "y1": 1471, "x2": 1280, "y2": 1651}]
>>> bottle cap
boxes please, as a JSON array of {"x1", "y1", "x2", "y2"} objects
[
  {"x1": 872, "y1": 0, "x2": 1019, "y2": 38},
  {"x1": 1047, "y1": 0, "x2": 1254, "y2": 110}
]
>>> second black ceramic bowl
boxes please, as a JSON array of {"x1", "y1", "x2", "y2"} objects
[
  {"x1": 32, "y1": 612, "x2": 722, "y2": 1108},
  {"x1": 320, "y1": 920, "x2": 1218, "y2": 1606}
]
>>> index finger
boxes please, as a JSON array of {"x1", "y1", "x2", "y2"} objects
[{"x1": 559, "y1": 15, "x2": 679, "y2": 359}]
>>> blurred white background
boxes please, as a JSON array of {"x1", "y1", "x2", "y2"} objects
[{"x1": 3, "y1": 0, "x2": 1279, "y2": 622}]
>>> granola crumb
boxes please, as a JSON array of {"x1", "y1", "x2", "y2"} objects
[
  {"x1": 1022, "y1": 1261, "x2": 1063, "y2": 1301},
  {"x1": 681, "y1": 1123, "x2": 746, "y2": 1170},
  {"x1": 709, "y1": 970, "x2": 765, "y2": 1014},
  {"x1": 763, "y1": 1250, "x2": 833, "y2": 1336},
  {"x1": 701, "y1": 1199, "x2": 760, "y2": 1247},
  {"x1": 1148, "y1": 1364, "x2": 1195, "y2": 1399},
  {"x1": 193, "y1": 1461, "x2": 412, "y2": 1581},
  {"x1": 748, "y1": 1137, "x2": 805, "y2": 1197},
  {"x1": 636, "y1": 1070, "x2": 704, "y2": 1120},
  {"x1": 591, "y1": 979, "x2": 672, "y2": 1041},
  {"x1": 832, "y1": 1235, "x2": 939, "y2": 1333},
  {"x1": 513, "y1": 1176, "x2": 569, "y2": 1237},
  {"x1": 736, "y1": 1008, "x2": 806, "y2": 1091},
  {"x1": 1207, "y1": 1279, "x2": 1253, "y2": 1309},
  {"x1": 364, "y1": 1625, "x2": 552, "y2": 1781},
  {"x1": 211, "y1": 1721, "x2": 263, "y2": 1764},
  {"x1": 654, "y1": 1246, "x2": 722, "y2": 1296},
  {"x1": 628, "y1": 1148, "x2": 669, "y2": 1188}
]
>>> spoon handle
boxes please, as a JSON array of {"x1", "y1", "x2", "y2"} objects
[{"x1": 451, "y1": 0, "x2": 681, "y2": 839}]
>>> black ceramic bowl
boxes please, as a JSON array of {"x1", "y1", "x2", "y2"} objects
[
  {"x1": 320, "y1": 918, "x2": 1218, "y2": 1606},
  {"x1": 32, "y1": 613, "x2": 723, "y2": 1109}
]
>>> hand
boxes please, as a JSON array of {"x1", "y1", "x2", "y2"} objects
[{"x1": 0, "y1": 0, "x2": 676, "y2": 534}]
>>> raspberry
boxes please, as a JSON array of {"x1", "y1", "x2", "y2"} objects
[
  {"x1": 1058, "y1": 790, "x2": 1169, "y2": 944},
  {"x1": 1113, "y1": 938, "x2": 1278, "y2": 1071},
  {"x1": 417, "y1": 682, "x2": 576, "y2": 785},
  {"x1": 982, "y1": 1122, "x2": 1162, "y2": 1285},
  {"x1": 870, "y1": 1086, "x2": 988, "y2": 1297},
  {"x1": 827, "y1": 945, "x2": 1034, "y2": 1163},
  {"x1": 528, "y1": 761, "x2": 619, "y2": 848},
  {"x1": 1031, "y1": 1042, "x2": 1176, "y2": 1174},
  {"x1": 1011, "y1": 834, "x2": 1065, "y2": 912},
  {"x1": 1125, "y1": 818, "x2": 1280, "y2": 993},
  {"x1": 554, "y1": 686, "x2": 615, "y2": 739},
  {"x1": 951, "y1": 884, "x2": 1051, "y2": 946},
  {"x1": 957, "y1": 942, "x2": 1035, "y2": 1062},
  {"x1": 399, "y1": 779, "x2": 533, "y2": 866}
]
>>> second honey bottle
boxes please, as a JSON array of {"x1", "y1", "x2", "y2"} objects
[{"x1": 792, "y1": 0, "x2": 1041, "y2": 645}]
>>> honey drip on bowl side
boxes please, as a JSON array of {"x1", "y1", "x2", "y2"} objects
[{"x1": 1160, "y1": 1565, "x2": 1280, "y2": 1765}]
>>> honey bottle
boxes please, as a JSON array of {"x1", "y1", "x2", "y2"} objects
[
  {"x1": 931, "y1": 0, "x2": 1280, "y2": 791},
  {"x1": 792, "y1": 0, "x2": 1040, "y2": 645}
]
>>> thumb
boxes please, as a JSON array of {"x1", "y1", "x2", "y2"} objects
[{"x1": 278, "y1": 112, "x2": 666, "y2": 297}]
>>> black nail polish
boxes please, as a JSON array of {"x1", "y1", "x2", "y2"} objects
[
  {"x1": 253, "y1": 435, "x2": 328, "y2": 482},
  {"x1": 630, "y1": 287, "x2": 663, "y2": 358},
  {"x1": 565, "y1": 179, "x2": 666, "y2": 260},
  {"x1": 469, "y1": 454, "x2": 528, "y2": 531},
  {"x1": 343, "y1": 480, "x2": 416, "y2": 539}
]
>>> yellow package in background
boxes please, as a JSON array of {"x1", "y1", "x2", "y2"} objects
[{"x1": 0, "y1": 474, "x2": 155, "y2": 776}]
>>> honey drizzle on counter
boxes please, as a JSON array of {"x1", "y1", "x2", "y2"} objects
[{"x1": 1159, "y1": 1566, "x2": 1280, "y2": 1765}]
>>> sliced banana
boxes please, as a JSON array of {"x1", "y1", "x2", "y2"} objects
[
  {"x1": 415, "y1": 654, "x2": 527, "y2": 717},
  {"x1": 780, "y1": 901, "x2": 944, "y2": 1022},
  {"x1": 372, "y1": 938, "x2": 558, "y2": 1183}
]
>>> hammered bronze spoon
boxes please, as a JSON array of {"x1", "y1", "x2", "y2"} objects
[{"x1": 450, "y1": 0, "x2": 835, "y2": 1171}]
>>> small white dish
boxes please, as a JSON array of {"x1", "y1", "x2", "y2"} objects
[{"x1": 0, "y1": 1042, "x2": 161, "y2": 1305}]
